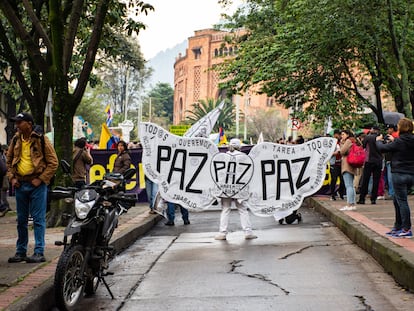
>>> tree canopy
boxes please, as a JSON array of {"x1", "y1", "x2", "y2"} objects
[
  {"x1": 218, "y1": 0, "x2": 414, "y2": 129},
  {"x1": 0, "y1": 0, "x2": 153, "y2": 163}
]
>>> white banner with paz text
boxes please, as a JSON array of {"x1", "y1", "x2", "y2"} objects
[
  {"x1": 140, "y1": 122, "x2": 336, "y2": 219},
  {"x1": 140, "y1": 122, "x2": 218, "y2": 210},
  {"x1": 245, "y1": 140, "x2": 336, "y2": 219}
]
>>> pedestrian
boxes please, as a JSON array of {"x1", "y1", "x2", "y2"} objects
[
  {"x1": 376, "y1": 118, "x2": 414, "y2": 238},
  {"x1": 6, "y1": 112, "x2": 58, "y2": 263},
  {"x1": 215, "y1": 138, "x2": 257, "y2": 240},
  {"x1": 145, "y1": 175, "x2": 158, "y2": 214},
  {"x1": 0, "y1": 144, "x2": 11, "y2": 217},
  {"x1": 357, "y1": 126, "x2": 383, "y2": 205},
  {"x1": 339, "y1": 130, "x2": 359, "y2": 211},
  {"x1": 165, "y1": 202, "x2": 190, "y2": 226},
  {"x1": 113, "y1": 140, "x2": 131, "y2": 174},
  {"x1": 383, "y1": 124, "x2": 399, "y2": 199},
  {"x1": 329, "y1": 129, "x2": 345, "y2": 201},
  {"x1": 72, "y1": 138, "x2": 93, "y2": 189}
]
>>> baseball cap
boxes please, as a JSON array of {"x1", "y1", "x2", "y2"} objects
[
  {"x1": 229, "y1": 138, "x2": 241, "y2": 148},
  {"x1": 10, "y1": 112, "x2": 34, "y2": 123}
]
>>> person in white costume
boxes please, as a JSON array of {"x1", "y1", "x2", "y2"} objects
[{"x1": 215, "y1": 138, "x2": 257, "y2": 240}]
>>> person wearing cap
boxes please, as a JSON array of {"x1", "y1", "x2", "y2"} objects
[
  {"x1": 357, "y1": 126, "x2": 383, "y2": 205},
  {"x1": 215, "y1": 138, "x2": 257, "y2": 240},
  {"x1": 6, "y1": 112, "x2": 58, "y2": 264}
]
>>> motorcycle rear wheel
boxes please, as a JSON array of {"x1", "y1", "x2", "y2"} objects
[{"x1": 54, "y1": 245, "x2": 86, "y2": 311}]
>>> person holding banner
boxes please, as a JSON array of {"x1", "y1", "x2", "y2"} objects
[
  {"x1": 215, "y1": 138, "x2": 257, "y2": 240},
  {"x1": 165, "y1": 202, "x2": 190, "y2": 226}
]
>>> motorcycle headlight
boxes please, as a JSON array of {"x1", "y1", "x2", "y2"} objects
[{"x1": 74, "y1": 189, "x2": 98, "y2": 219}]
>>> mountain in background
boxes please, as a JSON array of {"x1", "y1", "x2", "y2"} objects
[{"x1": 145, "y1": 40, "x2": 187, "y2": 88}]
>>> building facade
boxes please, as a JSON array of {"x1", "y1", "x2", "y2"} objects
[{"x1": 173, "y1": 29, "x2": 290, "y2": 134}]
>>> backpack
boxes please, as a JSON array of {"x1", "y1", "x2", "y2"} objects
[{"x1": 347, "y1": 143, "x2": 365, "y2": 168}]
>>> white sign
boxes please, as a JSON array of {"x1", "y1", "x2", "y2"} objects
[{"x1": 140, "y1": 123, "x2": 336, "y2": 220}]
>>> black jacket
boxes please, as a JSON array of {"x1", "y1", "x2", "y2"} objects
[
  {"x1": 376, "y1": 133, "x2": 414, "y2": 174},
  {"x1": 364, "y1": 133, "x2": 383, "y2": 165}
]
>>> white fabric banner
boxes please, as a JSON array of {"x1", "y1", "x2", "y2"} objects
[{"x1": 140, "y1": 122, "x2": 336, "y2": 220}]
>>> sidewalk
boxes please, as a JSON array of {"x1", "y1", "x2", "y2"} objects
[
  {"x1": 0, "y1": 195, "x2": 413, "y2": 310},
  {"x1": 0, "y1": 198, "x2": 161, "y2": 311}
]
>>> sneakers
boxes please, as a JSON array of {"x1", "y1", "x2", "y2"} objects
[
  {"x1": 183, "y1": 219, "x2": 190, "y2": 225},
  {"x1": 385, "y1": 228, "x2": 400, "y2": 236},
  {"x1": 214, "y1": 233, "x2": 227, "y2": 240},
  {"x1": 340, "y1": 205, "x2": 356, "y2": 211},
  {"x1": 164, "y1": 221, "x2": 174, "y2": 226},
  {"x1": 330, "y1": 196, "x2": 336, "y2": 201},
  {"x1": 392, "y1": 229, "x2": 412, "y2": 238},
  {"x1": 245, "y1": 233, "x2": 258, "y2": 240},
  {"x1": 8, "y1": 253, "x2": 28, "y2": 263},
  {"x1": 0, "y1": 206, "x2": 11, "y2": 217},
  {"x1": 26, "y1": 253, "x2": 46, "y2": 263}
]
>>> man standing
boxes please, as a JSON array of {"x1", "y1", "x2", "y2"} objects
[
  {"x1": 6, "y1": 112, "x2": 58, "y2": 263},
  {"x1": 357, "y1": 126, "x2": 383, "y2": 205},
  {"x1": 215, "y1": 138, "x2": 257, "y2": 240}
]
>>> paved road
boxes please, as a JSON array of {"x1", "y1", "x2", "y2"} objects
[{"x1": 73, "y1": 205, "x2": 414, "y2": 311}]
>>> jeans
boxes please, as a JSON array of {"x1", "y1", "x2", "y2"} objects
[
  {"x1": 145, "y1": 177, "x2": 158, "y2": 210},
  {"x1": 15, "y1": 181, "x2": 47, "y2": 255},
  {"x1": 167, "y1": 202, "x2": 189, "y2": 222},
  {"x1": 342, "y1": 172, "x2": 355, "y2": 205},
  {"x1": 392, "y1": 173, "x2": 413, "y2": 231},
  {"x1": 386, "y1": 162, "x2": 394, "y2": 197}
]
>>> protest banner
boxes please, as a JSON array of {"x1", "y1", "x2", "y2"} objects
[{"x1": 140, "y1": 122, "x2": 336, "y2": 220}]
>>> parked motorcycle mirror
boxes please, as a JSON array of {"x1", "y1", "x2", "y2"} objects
[
  {"x1": 61, "y1": 159, "x2": 71, "y2": 175},
  {"x1": 123, "y1": 168, "x2": 136, "y2": 180}
]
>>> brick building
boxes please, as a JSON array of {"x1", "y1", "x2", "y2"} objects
[{"x1": 173, "y1": 29, "x2": 290, "y2": 138}]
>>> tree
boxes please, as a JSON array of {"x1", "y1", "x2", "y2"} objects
[
  {"x1": 141, "y1": 82, "x2": 174, "y2": 129},
  {"x1": 217, "y1": 0, "x2": 414, "y2": 127},
  {"x1": 186, "y1": 98, "x2": 236, "y2": 132},
  {"x1": 0, "y1": 0, "x2": 154, "y2": 166}
]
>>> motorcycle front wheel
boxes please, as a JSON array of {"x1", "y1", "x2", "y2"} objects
[{"x1": 54, "y1": 245, "x2": 86, "y2": 311}]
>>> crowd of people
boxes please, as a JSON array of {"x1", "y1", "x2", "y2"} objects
[
  {"x1": 326, "y1": 119, "x2": 413, "y2": 239},
  {"x1": 1, "y1": 111, "x2": 412, "y2": 266}
]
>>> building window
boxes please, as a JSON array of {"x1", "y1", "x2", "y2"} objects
[
  {"x1": 192, "y1": 47, "x2": 202, "y2": 59},
  {"x1": 214, "y1": 49, "x2": 219, "y2": 57}
]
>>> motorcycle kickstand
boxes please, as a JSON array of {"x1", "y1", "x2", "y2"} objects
[{"x1": 100, "y1": 274, "x2": 115, "y2": 299}]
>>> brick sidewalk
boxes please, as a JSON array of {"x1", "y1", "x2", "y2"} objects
[{"x1": 0, "y1": 198, "x2": 159, "y2": 311}]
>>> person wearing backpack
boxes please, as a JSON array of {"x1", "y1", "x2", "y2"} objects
[
  {"x1": 357, "y1": 126, "x2": 383, "y2": 205},
  {"x1": 6, "y1": 112, "x2": 58, "y2": 264},
  {"x1": 339, "y1": 129, "x2": 359, "y2": 211}
]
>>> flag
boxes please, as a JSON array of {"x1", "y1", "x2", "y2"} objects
[
  {"x1": 105, "y1": 105, "x2": 113, "y2": 126},
  {"x1": 215, "y1": 127, "x2": 228, "y2": 146},
  {"x1": 99, "y1": 123, "x2": 119, "y2": 149},
  {"x1": 184, "y1": 101, "x2": 225, "y2": 138}
]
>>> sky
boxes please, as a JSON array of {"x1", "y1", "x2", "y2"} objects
[{"x1": 138, "y1": 0, "x2": 242, "y2": 59}]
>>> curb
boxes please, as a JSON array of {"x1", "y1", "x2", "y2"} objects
[
  {"x1": 7, "y1": 214, "x2": 162, "y2": 311},
  {"x1": 307, "y1": 197, "x2": 414, "y2": 292}
]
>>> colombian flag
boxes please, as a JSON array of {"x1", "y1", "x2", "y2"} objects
[
  {"x1": 215, "y1": 127, "x2": 228, "y2": 146},
  {"x1": 105, "y1": 105, "x2": 113, "y2": 126},
  {"x1": 98, "y1": 123, "x2": 119, "y2": 149}
]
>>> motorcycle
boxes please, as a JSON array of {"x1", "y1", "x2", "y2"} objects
[{"x1": 51, "y1": 160, "x2": 136, "y2": 310}]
